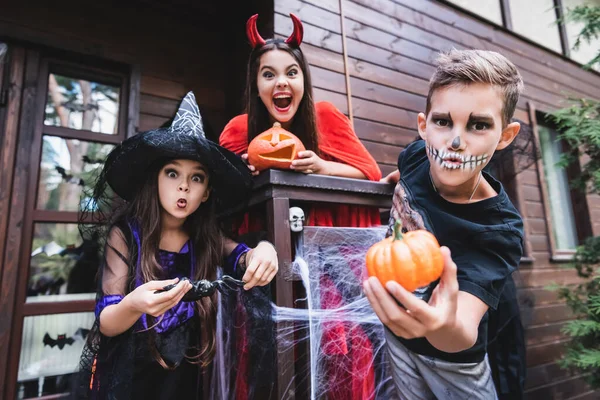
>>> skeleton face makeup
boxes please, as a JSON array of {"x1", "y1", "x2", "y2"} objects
[
  {"x1": 418, "y1": 83, "x2": 511, "y2": 195},
  {"x1": 426, "y1": 143, "x2": 489, "y2": 171},
  {"x1": 450, "y1": 136, "x2": 461, "y2": 150},
  {"x1": 289, "y1": 207, "x2": 305, "y2": 232}
]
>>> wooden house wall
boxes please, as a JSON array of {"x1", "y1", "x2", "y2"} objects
[
  {"x1": 0, "y1": 0, "x2": 239, "y2": 141},
  {"x1": 274, "y1": 0, "x2": 600, "y2": 398}
]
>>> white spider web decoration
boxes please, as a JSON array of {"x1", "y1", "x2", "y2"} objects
[{"x1": 211, "y1": 226, "x2": 397, "y2": 400}]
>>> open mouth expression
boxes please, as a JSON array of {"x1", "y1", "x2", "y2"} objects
[
  {"x1": 426, "y1": 143, "x2": 488, "y2": 170},
  {"x1": 273, "y1": 92, "x2": 292, "y2": 113}
]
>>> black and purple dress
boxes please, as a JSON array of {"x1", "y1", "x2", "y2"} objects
[{"x1": 76, "y1": 221, "x2": 250, "y2": 400}]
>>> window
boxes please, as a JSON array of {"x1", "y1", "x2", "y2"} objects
[
  {"x1": 509, "y1": 0, "x2": 563, "y2": 53},
  {"x1": 536, "y1": 113, "x2": 592, "y2": 255},
  {"x1": 14, "y1": 57, "x2": 132, "y2": 398},
  {"x1": 442, "y1": 0, "x2": 599, "y2": 67},
  {"x1": 563, "y1": 0, "x2": 600, "y2": 69},
  {"x1": 445, "y1": 0, "x2": 503, "y2": 24},
  {"x1": 538, "y1": 121, "x2": 578, "y2": 250},
  {"x1": 37, "y1": 136, "x2": 114, "y2": 212},
  {"x1": 45, "y1": 73, "x2": 120, "y2": 135},
  {"x1": 18, "y1": 312, "x2": 95, "y2": 397}
]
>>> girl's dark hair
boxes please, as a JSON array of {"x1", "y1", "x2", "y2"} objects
[
  {"x1": 110, "y1": 159, "x2": 221, "y2": 368},
  {"x1": 245, "y1": 39, "x2": 319, "y2": 153}
]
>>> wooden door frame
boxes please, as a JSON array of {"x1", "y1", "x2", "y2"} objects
[{"x1": 0, "y1": 44, "x2": 140, "y2": 400}]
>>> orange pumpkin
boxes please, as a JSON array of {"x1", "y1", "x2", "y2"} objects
[
  {"x1": 366, "y1": 221, "x2": 443, "y2": 292},
  {"x1": 248, "y1": 122, "x2": 306, "y2": 171}
]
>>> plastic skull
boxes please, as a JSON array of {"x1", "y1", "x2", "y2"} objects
[{"x1": 289, "y1": 207, "x2": 305, "y2": 232}]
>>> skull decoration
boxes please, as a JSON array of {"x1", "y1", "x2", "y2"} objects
[
  {"x1": 248, "y1": 122, "x2": 306, "y2": 171},
  {"x1": 289, "y1": 207, "x2": 305, "y2": 232}
]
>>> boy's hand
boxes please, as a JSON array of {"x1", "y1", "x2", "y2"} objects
[
  {"x1": 126, "y1": 278, "x2": 193, "y2": 318},
  {"x1": 290, "y1": 150, "x2": 327, "y2": 175},
  {"x1": 242, "y1": 241, "x2": 279, "y2": 290},
  {"x1": 364, "y1": 246, "x2": 459, "y2": 339},
  {"x1": 241, "y1": 153, "x2": 260, "y2": 176}
]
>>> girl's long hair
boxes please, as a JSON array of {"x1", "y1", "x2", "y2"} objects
[
  {"x1": 109, "y1": 159, "x2": 221, "y2": 368},
  {"x1": 245, "y1": 40, "x2": 319, "y2": 153}
]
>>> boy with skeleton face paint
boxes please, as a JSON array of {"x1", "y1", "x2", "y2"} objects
[{"x1": 364, "y1": 49, "x2": 524, "y2": 399}]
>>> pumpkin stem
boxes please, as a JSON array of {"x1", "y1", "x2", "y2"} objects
[
  {"x1": 393, "y1": 220, "x2": 404, "y2": 241},
  {"x1": 271, "y1": 129, "x2": 280, "y2": 144}
]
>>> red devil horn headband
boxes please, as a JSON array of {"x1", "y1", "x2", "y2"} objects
[{"x1": 246, "y1": 13, "x2": 304, "y2": 49}]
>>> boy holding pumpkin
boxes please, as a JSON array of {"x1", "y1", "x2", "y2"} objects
[{"x1": 364, "y1": 49, "x2": 524, "y2": 399}]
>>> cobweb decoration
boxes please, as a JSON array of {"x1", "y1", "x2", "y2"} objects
[
  {"x1": 210, "y1": 226, "x2": 396, "y2": 399},
  {"x1": 276, "y1": 226, "x2": 396, "y2": 399}
]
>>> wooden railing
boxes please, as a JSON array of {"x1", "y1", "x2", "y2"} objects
[{"x1": 247, "y1": 170, "x2": 394, "y2": 400}]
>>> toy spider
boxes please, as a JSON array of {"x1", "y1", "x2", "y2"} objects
[{"x1": 155, "y1": 275, "x2": 245, "y2": 301}]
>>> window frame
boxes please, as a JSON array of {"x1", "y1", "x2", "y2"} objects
[
  {"x1": 2, "y1": 50, "x2": 139, "y2": 399},
  {"x1": 439, "y1": 0, "x2": 573, "y2": 61},
  {"x1": 25, "y1": 57, "x2": 134, "y2": 316},
  {"x1": 528, "y1": 101, "x2": 592, "y2": 260}
]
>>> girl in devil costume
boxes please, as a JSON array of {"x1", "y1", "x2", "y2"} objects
[
  {"x1": 219, "y1": 14, "x2": 382, "y2": 400},
  {"x1": 75, "y1": 92, "x2": 278, "y2": 400},
  {"x1": 220, "y1": 13, "x2": 382, "y2": 227}
]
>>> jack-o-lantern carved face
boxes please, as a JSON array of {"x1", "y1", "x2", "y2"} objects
[{"x1": 248, "y1": 122, "x2": 306, "y2": 171}]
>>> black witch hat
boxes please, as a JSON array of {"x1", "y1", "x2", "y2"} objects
[{"x1": 103, "y1": 91, "x2": 252, "y2": 214}]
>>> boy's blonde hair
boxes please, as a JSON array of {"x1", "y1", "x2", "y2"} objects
[{"x1": 426, "y1": 49, "x2": 524, "y2": 127}]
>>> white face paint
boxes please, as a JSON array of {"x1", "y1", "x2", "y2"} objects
[
  {"x1": 289, "y1": 207, "x2": 305, "y2": 232},
  {"x1": 426, "y1": 143, "x2": 488, "y2": 171}
]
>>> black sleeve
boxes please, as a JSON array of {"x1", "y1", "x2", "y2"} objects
[
  {"x1": 397, "y1": 148, "x2": 408, "y2": 171},
  {"x1": 453, "y1": 230, "x2": 523, "y2": 310},
  {"x1": 398, "y1": 139, "x2": 426, "y2": 175}
]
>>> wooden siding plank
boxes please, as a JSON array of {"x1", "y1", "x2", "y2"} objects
[
  {"x1": 362, "y1": 0, "x2": 600, "y2": 96},
  {"x1": 353, "y1": 118, "x2": 419, "y2": 147}
]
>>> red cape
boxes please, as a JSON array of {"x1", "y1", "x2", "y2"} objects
[{"x1": 220, "y1": 101, "x2": 382, "y2": 228}]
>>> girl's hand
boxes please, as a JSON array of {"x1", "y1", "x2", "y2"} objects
[
  {"x1": 363, "y1": 246, "x2": 459, "y2": 339},
  {"x1": 241, "y1": 153, "x2": 260, "y2": 176},
  {"x1": 290, "y1": 150, "x2": 327, "y2": 175},
  {"x1": 126, "y1": 278, "x2": 193, "y2": 318},
  {"x1": 242, "y1": 241, "x2": 279, "y2": 290}
]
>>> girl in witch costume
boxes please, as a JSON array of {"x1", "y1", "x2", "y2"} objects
[
  {"x1": 219, "y1": 14, "x2": 381, "y2": 400},
  {"x1": 75, "y1": 92, "x2": 278, "y2": 400}
]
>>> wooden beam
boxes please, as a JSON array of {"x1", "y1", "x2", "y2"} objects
[
  {"x1": 0, "y1": 45, "x2": 25, "y2": 398},
  {"x1": 42, "y1": 125, "x2": 123, "y2": 144},
  {"x1": 22, "y1": 300, "x2": 95, "y2": 316},
  {"x1": 499, "y1": 0, "x2": 513, "y2": 31},
  {"x1": 1, "y1": 49, "x2": 42, "y2": 400},
  {"x1": 339, "y1": 0, "x2": 354, "y2": 126},
  {"x1": 554, "y1": 0, "x2": 571, "y2": 58},
  {"x1": 252, "y1": 169, "x2": 394, "y2": 195},
  {"x1": 267, "y1": 197, "x2": 296, "y2": 399}
]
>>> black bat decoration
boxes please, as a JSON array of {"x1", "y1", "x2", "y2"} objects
[
  {"x1": 43, "y1": 333, "x2": 74, "y2": 350},
  {"x1": 42, "y1": 327, "x2": 90, "y2": 350},
  {"x1": 154, "y1": 276, "x2": 245, "y2": 301},
  {"x1": 82, "y1": 155, "x2": 105, "y2": 165},
  {"x1": 54, "y1": 165, "x2": 85, "y2": 187}
]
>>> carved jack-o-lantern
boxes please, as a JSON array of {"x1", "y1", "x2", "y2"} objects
[{"x1": 248, "y1": 122, "x2": 306, "y2": 171}]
